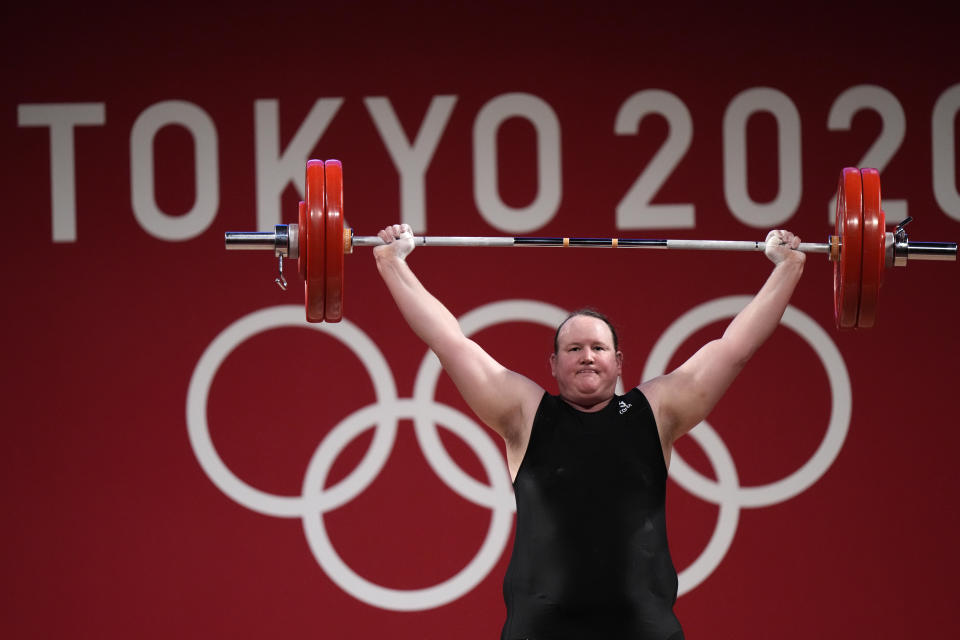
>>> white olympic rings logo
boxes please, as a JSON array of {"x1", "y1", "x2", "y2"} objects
[{"x1": 186, "y1": 297, "x2": 850, "y2": 611}]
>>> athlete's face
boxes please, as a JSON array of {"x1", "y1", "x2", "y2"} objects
[{"x1": 550, "y1": 315, "x2": 623, "y2": 410}]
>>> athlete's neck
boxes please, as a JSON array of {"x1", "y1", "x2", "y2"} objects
[{"x1": 560, "y1": 395, "x2": 615, "y2": 413}]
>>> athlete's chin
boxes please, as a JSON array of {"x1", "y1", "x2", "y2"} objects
[
  {"x1": 576, "y1": 378, "x2": 610, "y2": 393},
  {"x1": 559, "y1": 375, "x2": 614, "y2": 398}
]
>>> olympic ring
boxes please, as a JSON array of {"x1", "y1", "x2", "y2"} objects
[
  {"x1": 642, "y1": 296, "x2": 851, "y2": 594},
  {"x1": 187, "y1": 297, "x2": 850, "y2": 610},
  {"x1": 186, "y1": 306, "x2": 398, "y2": 518},
  {"x1": 411, "y1": 300, "x2": 569, "y2": 509},
  {"x1": 301, "y1": 399, "x2": 513, "y2": 610}
]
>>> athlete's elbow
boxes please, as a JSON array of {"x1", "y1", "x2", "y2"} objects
[{"x1": 708, "y1": 337, "x2": 753, "y2": 372}]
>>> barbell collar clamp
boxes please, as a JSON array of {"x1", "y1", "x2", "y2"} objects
[{"x1": 224, "y1": 225, "x2": 298, "y2": 259}]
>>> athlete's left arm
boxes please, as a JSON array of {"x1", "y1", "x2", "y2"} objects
[{"x1": 641, "y1": 230, "x2": 805, "y2": 450}]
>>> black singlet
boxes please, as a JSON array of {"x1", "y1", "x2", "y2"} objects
[{"x1": 501, "y1": 389, "x2": 684, "y2": 640}]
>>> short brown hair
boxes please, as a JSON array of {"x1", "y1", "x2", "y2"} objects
[{"x1": 553, "y1": 308, "x2": 619, "y2": 353}]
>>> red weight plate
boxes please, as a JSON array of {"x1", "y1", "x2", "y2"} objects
[
  {"x1": 298, "y1": 200, "x2": 306, "y2": 281},
  {"x1": 323, "y1": 160, "x2": 345, "y2": 322},
  {"x1": 305, "y1": 160, "x2": 326, "y2": 323},
  {"x1": 857, "y1": 168, "x2": 885, "y2": 328},
  {"x1": 833, "y1": 168, "x2": 863, "y2": 329}
]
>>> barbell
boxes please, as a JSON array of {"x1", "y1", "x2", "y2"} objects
[{"x1": 225, "y1": 159, "x2": 957, "y2": 329}]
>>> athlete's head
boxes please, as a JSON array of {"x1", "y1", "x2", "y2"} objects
[{"x1": 550, "y1": 309, "x2": 623, "y2": 408}]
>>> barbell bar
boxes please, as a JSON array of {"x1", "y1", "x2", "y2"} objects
[{"x1": 225, "y1": 159, "x2": 957, "y2": 329}]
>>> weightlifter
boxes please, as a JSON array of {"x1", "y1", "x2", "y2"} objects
[{"x1": 374, "y1": 223, "x2": 805, "y2": 640}]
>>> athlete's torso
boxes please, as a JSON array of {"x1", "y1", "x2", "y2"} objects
[{"x1": 501, "y1": 388, "x2": 683, "y2": 640}]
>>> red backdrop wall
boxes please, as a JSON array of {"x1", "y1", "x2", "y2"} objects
[{"x1": 3, "y1": 2, "x2": 959, "y2": 638}]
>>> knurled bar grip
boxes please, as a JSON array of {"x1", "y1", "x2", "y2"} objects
[
  {"x1": 225, "y1": 233, "x2": 832, "y2": 253},
  {"x1": 346, "y1": 236, "x2": 832, "y2": 253}
]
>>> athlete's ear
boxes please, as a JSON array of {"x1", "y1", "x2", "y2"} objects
[
  {"x1": 549, "y1": 352, "x2": 558, "y2": 378},
  {"x1": 616, "y1": 350, "x2": 623, "y2": 374}
]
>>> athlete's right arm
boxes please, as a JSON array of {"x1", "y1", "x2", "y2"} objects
[{"x1": 373, "y1": 224, "x2": 544, "y2": 452}]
